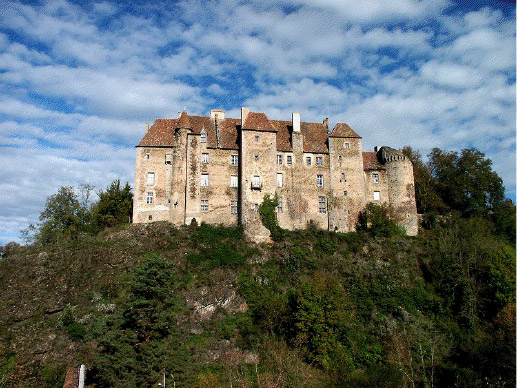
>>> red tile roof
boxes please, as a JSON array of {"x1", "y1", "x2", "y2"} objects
[
  {"x1": 330, "y1": 123, "x2": 361, "y2": 138},
  {"x1": 137, "y1": 111, "x2": 336, "y2": 153},
  {"x1": 242, "y1": 112, "x2": 277, "y2": 132},
  {"x1": 363, "y1": 152, "x2": 385, "y2": 170}
]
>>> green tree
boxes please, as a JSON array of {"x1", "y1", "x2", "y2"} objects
[
  {"x1": 94, "y1": 255, "x2": 193, "y2": 387},
  {"x1": 429, "y1": 148, "x2": 505, "y2": 216},
  {"x1": 402, "y1": 146, "x2": 446, "y2": 217},
  {"x1": 36, "y1": 186, "x2": 91, "y2": 244},
  {"x1": 93, "y1": 180, "x2": 133, "y2": 230}
]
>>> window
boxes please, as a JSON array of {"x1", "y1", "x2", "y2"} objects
[
  {"x1": 318, "y1": 196, "x2": 326, "y2": 213},
  {"x1": 306, "y1": 156, "x2": 312, "y2": 166},
  {"x1": 277, "y1": 196, "x2": 283, "y2": 213},
  {"x1": 344, "y1": 142, "x2": 350, "y2": 149},
  {"x1": 373, "y1": 191, "x2": 380, "y2": 201},
  {"x1": 201, "y1": 174, "x2": 209, "y2": 187},
  {"x1": 254, "y1": 135, "x2": 260, "y2": 142},
  {"x1": 200, "y1": 131, "x2": 207, "y2": 143},
  {"x1": 146, "y1": 192, "x2": 153, "y2": 204},
  {"x1": 148, "y1": 215, "x2": 152, "y2": 221},
  {"x1": 372, "y1": 173, "x2": 379, "y2": 184},
  {"x1": 202, "y1": 153, "x2": 209, "y2": 164},
  {"x1": 340, "y1": 172, "x2": 346, "y2": 182},
  {"x1": 230, "y1": 175, "x2": 238, "y2": 188},
  {"x1": 254, "y1": 155, "x2": 259, "y2": 162},
  {"x1": 165, "y1": 154, "x2": 172, "y2": 164},
  {"x1": 277, "y1": 173, "x2": 283, "y2": 188},
  {"x1": 254, "y1": 203, "x2": 259, "y2": 212},
  {"x1": 145, "y1": 154, "x2": 150, "y2": 160},
  {"x1": 344, "y1": 190, "x2": 348, "y2": 196},
  {"x1": 316, "y1": 156, "x2": 323, "y2": 166},
  {"x1": 277, "y1": 155, "x2": 282, "y2": 164},
  {"x1": 252, "y1": 175, "x2": 261, "y2": 189},
  {"x1": 338, "y1": 155, "x2": 342, "y2": 162},
  {"x1": 287, "y1": 155, "x2": 293, "y2": 165},
  {"x1": 201, "y1": 199, "x2": 209, "y2": 212},
  {"x1": 146, "y1": 172, "x2": 155, "y2": 185},
  {"x1": 231, "y1": 155, "x2": 238, "y2": 165},
  {"x1": 231, "y1": 200, "x2": 238, "y2": 214},
  {"x1": 316, "y1": 174, "x2": 324, "y2": 188}
]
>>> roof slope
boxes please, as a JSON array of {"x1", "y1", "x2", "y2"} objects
[{"x1": 137, "y1": 111, "x2": 339, "y2": 153}]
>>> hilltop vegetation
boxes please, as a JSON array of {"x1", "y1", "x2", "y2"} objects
[{"x1": 0, "y1": 147, "x2": 515, "y2": 387}]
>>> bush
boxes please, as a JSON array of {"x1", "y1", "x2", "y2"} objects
[
  {"x1": 259, "y1": 194, "x2": 284, "y2": 241},
  {"x1": 356, "y1": 203, "x2": 405, "y2": 237}
]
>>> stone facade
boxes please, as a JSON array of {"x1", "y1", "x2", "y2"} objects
[{"x1": 133, "y1": 108, "x2": 418, "y2": 240}]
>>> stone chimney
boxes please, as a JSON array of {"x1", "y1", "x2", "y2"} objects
[
  {"x1": 292, "y1": 112, "x2": 301, "y2": 133},
  {"x1": 241, "y1": 107, "x2": 249, "y2": 127},
  {"x1": 323, "y1": 118, "x2": 328, "y2": 130},
  {"x1": 210, "y1": 109, "x2": 225, "y2": 121}
]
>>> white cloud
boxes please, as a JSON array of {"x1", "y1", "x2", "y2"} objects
[{"x1": 0, "y1": 0, "x2": 514, "y2": 244}]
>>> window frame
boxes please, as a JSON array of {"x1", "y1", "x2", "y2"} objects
[
  {"x1": 201, "y1": 153, "x2": 209, "y2": 164},
  {"x1": 201, "y1": 174, "x2": 209, "y2": 187},
  {"x1": 318, "y1": 196, "x2": 326, "y2": 214},
  {"x1": 372, "y1": 173, "x2": 379, "y2": 184},
  {"x1": 231, "y1": 155, "x2": 238, "y2": 165},
  {"x1": 231, "y1": 200, "x2": 238, "y2": 214},
  {"x1": 276, "y1": 173, "x2": 283, "y2": 188},
  {"x1": 200, "y1": 131, "x2": 207, "y2": 143},
  {"x1": 146, "y1": 192, "x2": 154, "y2": 204},
  {"x1": 373, "y1": 191, "x2": 380, "y2": 201},
  {"x1": 316, "y1": 156, "x2": 323, "y2": 166},
  {"x1": 201, "y1": 199, "x2": 209, "y2": 212},
  {"x1": 146, "y1": 172, "x2": 155, "y2": 186},
  {"x1": 316, "y1": 174, "x2": 324, "y2": 188},
  {"x1": 287, "y1": 155, "x2": 293, "y2": 165},
  {"x1": 306, "y1": 156, "x2": 312, "y2": 166},
  {"x1": 277, "y1": 155, "x2": 282, "y2": 164},
  {"x1": 230, "y1": 175, "x2": 238, "y2": 188}
]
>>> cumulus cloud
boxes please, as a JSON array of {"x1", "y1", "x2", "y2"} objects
[{"x1": 0, "y1": 0, "x2": 514, "y2": 244}]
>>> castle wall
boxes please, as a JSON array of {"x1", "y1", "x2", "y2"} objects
[
  {"x1": 133, "y1": 146, "x2": 175, "y2": 223},
  {"x1": 328, "y1": 137, "x2": 366, "y2": 232},
  {"x1": 364, "y1": 169, "x2": 389, "y2": 205},
  {"x1": 189, "y1": 141, "x2": 239, "y2": 226}
]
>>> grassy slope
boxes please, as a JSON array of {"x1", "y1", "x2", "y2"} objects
[{"x1": 0, "y1": 221, "x2": 514, "y2": 387}]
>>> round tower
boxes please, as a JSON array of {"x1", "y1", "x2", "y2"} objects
[{"x1": 379, "y1": 147, "x2": 418, "y2": 236}]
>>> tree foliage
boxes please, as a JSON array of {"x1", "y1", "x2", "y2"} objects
[
  {"x1": 93, "y1": 255, "x2": 193, "y2": 387},
  {"x1": 93, "y1": 179, "x2": 133, "y2": 229},
  {"x1": 34, "y1": 186, "x2": 91, "y2": 244},
  {"x1": 429, "y1": 148, "x2": 505, "y2": 216},
  {"x1": 259, "y1": 194, "x2": 284, "y2": 240}
]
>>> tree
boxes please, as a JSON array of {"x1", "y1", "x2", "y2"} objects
[
  {"x1": 402, "y1": 146, "x2": 446, "y2": 216},
  {"x1": 93, "y1": 255, "x2": 193, "y2": 387},
  {"x1": 429, "y1": 148, "x2": 505, "y2": 216},
  {"x1": 93, "y1": 180, "x2": 133, "y2": 230},
  {"x1": 36, "y1": 186, "x2": 90, "y2": 243}
]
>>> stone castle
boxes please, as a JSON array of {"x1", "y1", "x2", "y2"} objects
[{"x1": 133, "y1": 108, "x2": 418, "y2": 240}]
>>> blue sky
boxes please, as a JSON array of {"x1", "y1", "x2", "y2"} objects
[{"x1": 0, "y1": 0, "x2": 515, "y2": 244}]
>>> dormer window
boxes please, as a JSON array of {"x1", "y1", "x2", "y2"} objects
[{"x1": 200, "y1": 131, "x2": 207, "y2": 143}]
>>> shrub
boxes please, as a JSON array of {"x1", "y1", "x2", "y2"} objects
[{"x1": 356, "y1": 203, "x2": 405, "y2": 237}]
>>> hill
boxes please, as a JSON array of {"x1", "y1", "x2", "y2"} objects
[{"x1": 0, "y1": 217, "x2": 515, "y2": 387}]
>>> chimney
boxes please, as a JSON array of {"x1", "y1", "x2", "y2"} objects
[
  {"x1": 323, "y1": 118, "x2": 328, "y2": 130},
  {"x1": 241, "y1": 107, "x2": 249, "y2": 127},
  {"x1": 292, "y1": 112, "x2": 301, "y2": 133},
  {"x1": 210, "y1": 109, "x2": 225, "y2": 121},
  {"x1": 145, "y1": 122, "x2": 149, "y2": 132}
]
